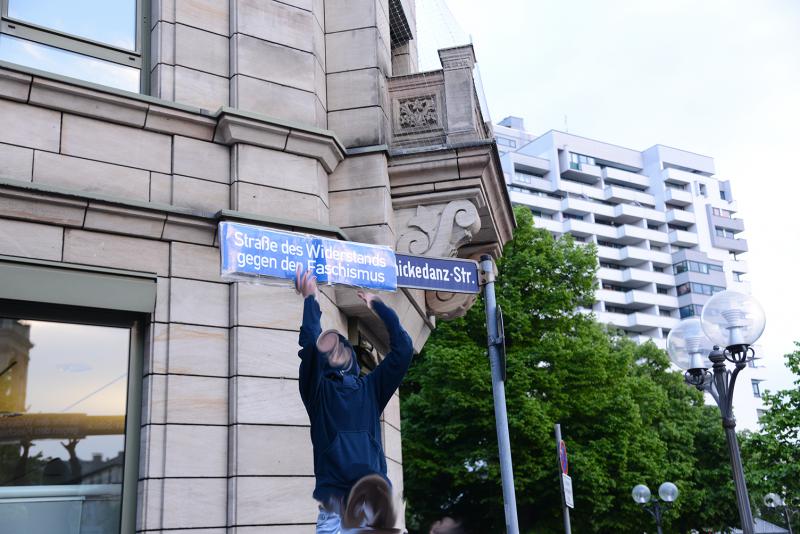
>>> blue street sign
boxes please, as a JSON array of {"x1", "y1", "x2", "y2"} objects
[
  {"x1": 395, "y1": 253, "x2": 480, "y2": 294},
  {"x1": 219, "y1": 222, "x2": 397, "y2": 292}
]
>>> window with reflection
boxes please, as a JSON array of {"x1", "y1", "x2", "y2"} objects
[
  {"x1": 0, "y1": 317, "x2": 131, "y2": 534},
  {"x1": 0, "y1": 0, "x2": 144, "y2": 92}
]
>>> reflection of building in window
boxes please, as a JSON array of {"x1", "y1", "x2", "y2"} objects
[
  {"x1": 0, "y1": 319, "x2": 32, "y2": 414},
  {"x1": 0, "y1": 1, "x2": 145, "y2": 92}
]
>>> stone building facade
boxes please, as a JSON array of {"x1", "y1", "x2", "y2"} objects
[{"x1": 0, "y1": 1, "x2": 512, "y2": 532}]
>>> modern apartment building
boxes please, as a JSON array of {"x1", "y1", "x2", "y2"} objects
[{"x1": 493, "y1": 116, "x2": 766, "y2": 430}]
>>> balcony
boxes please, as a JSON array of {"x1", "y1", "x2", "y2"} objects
[
  {"x1": 711, "y1": 234, "x2": 748, "y2": 253},
  {"x1": 666, "y1": 208, "x2": 695, "y2": 226},
  {"x1": 561, "y1": 158, "x2": 603, "y2": 184},
  {"x1": 622, "y1": 267, "x2": 673, "y2": 285},
  {"x1": 531, "y1": 217, "x2": 564, "y2": 234},
  {"x1": 559, "y1": 180, "x2": 605, "y2": 200},
  {"x1": 563, "y1": 218, "x2": 603, "y2": 238},
  {"x1": 661, "y1": 166, "x2": 696, "y2": 186},
  {"x1": 664, "y1": 188, "x2": 692, "y2": 206},
  {"x1": 602, "y1": 166, "x2": 650, "y2": 189},
  {"x1": 669, "y1": 229, "x2": 699, "y2": 247},
  {"x1": 604, "y1": 185, "x2": 655, "y2": 206},
  {"x1": 510, "y1": 153, "x2": 551, "y2": 175},
  {"x1": 595, "y1": 310, "x2": 676, "y2": 332},
  {"x1": 596, "y1": 289, "x2": 678, "y2": 309},
  {"x1": 509, "y1": 191, "x2": 561, "y2": 212},
  {"x1": 620, "y1": 245, "x2": 671, "y2": 266},
  {"x1": 613, "y1": 203, "x2": 665, "y2": 224},
  {"x1": 615, "y1": 224, "x2": 668, "y2": 246},
  {"x1": 708, "y1": 211, "x2": 745, "y2": 233}
]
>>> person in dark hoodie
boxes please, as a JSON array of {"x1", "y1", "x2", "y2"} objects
[{"x1": 295, "y1": 266, "x2": 414, "y2": 534}]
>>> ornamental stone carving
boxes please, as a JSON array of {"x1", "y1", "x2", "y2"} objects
[
  {"x1": 425, "y1": 291, "x2": 477, "y2": 321},
  {"x1": 395, "y1": 200, "x2": 481, "y2": 259},
  {"x1": 397, "y1": 95, "x2": 438, "y2": 129}
]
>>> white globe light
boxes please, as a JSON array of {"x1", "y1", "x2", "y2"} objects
[
  {"x1": 667, "y1": 318, "x2": 713, "y2": 370},
  {"x1": 764, "y1": 492, "x2": 783, "y2": 508},
  {"x1": 701, "y1": 291, "x2": 765, "y2": 348},
  {"x1": 632, "y1": 484, "x2": 651, "y2": 504},
  {"x1": 659, "y1": 482, "x2": 679, "y2": 503}
]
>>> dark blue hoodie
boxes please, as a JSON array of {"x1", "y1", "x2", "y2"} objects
[{"x1": 298, "y1": 295, "x2": 414, "y2": 504}]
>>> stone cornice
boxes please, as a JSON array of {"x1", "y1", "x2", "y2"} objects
[{"x1": 0, "y1": 62, "x2": 346, "y2": 172}]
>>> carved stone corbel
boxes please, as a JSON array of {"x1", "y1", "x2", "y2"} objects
[
  {"x1": 394, "y1": 196, "x2": 483, "y2": 320},
  {"x1": 395, "y1": 199, "x2": 481, "y2": 259}
]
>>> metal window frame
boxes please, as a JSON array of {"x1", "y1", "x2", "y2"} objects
[
  {"x1": 0, "y1": 256, "x2": 153, "y2": 534},
  {"x1": 0, "y1": 0, "x2": 150, "y2": 93}
]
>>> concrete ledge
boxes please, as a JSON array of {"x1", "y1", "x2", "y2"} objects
[{"x1": 0, "y1": 62, "x2": 347, "y2": 170}]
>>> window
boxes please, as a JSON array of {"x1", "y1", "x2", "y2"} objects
[
  {"x1": 647, "y1": 224, "x2": 660, "y2": 231},
  {"x1": 751, "y1": 379, "x2": 762, "y2": 398},
  {"x1": 712, "y1": 207, "x2": 734, "y2": 219},
  {"x1": 496, "y1": 137, "x2": 517, "y2": 148},
  {"x1": 569, "y1": 152, "x2": 595, "y2": 170},
  {"x1": 0, "y1": 307, "x2": 142, "y2": 534},
  {"x1": 657, "y1": 286, "x2": 670, "y2": 295},
  {"x1": 733, "y1": 271, "x2": 744, "y2": 282},
  {"x1": 679, "y1": 304, "x2": 703, "y2": 318},
  {"x1": 602, "y1": 283, "x2": 626, "y2": 292},
  {"x1": 597, "y1": 240, "x2": 623, "y2": 249},
  {"x1": 697, "y1": 183, "x2": 707, "y2": 196},
  {"x1": 650, "y1": 245, "x2": 663, "y2": 252},
  {"x1": 673, "y1": 260, "x2": 723, "y2": 275},
  {"x1": 563, "y1": 213, "x2": 584, "y2": 221},
  {"x1": 606, "y1": 305, "x2": 633, "y2": 315},
  {"x1": 720, "y1": 190, "x2": 727, "y2": 201},
  {"x1": 678, "y1": 282, "x2": 724, "y2": 296},
  {"x1": 599, "y1": 262, "x2": 623, "y2": 270},
  {"x1": 513, "y1": 171, "x2": 533, "y2": 184},
  {"x1": 653, "y1": 266, "x2": 664, "y2": 273},
  {"x1": 0, "y1": 0, "x2": 146, "y2": 92},
  {"x1": 530, "y1": 210, "x2": 552, "y2": 220},
  {"x1": 659, "y1": 309, "x2": 672, "y2": 317},
  {"x1": 715, "y1": 227, "x2": 736, "y2": 239}
]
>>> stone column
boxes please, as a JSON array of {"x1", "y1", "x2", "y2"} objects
[
  {"x1": 325, "y1": 0, "x2": 392, "y2": 147},
  {"x1": 438, "y1": 45, "x2": 479, "y2": 145}
]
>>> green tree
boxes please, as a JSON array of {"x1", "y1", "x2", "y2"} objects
[
  {"x1": 401, "y1": 206, "x2": 737, "y2": 533},
  {"x1": 742, "y1": 342, "x2": 800, "y2": 532}
]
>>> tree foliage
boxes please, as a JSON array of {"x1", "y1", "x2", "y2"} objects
[
  {"x1": 401, "y1": 206, "x2": 737, "y2": 533},
  {"x1": 741, "y1": 342, "x2": 800, "y2": 532}
]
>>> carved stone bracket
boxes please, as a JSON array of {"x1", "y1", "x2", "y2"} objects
[
  {"x1": 425, "y1": 291, "x2": 477, "y2": 321},
  {"x1": 395, "y1": 199, "x2": 481, "y2": 258}
]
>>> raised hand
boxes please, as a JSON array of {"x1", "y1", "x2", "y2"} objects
[
  {"x1": 295, "y1": 266, "x2": 318, "y2": 299},
  {"x1": 357, "y1": 290, "x2": 379, "y2": 310}
]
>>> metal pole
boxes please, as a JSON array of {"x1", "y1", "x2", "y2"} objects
[
  {"x1": 785, "y1": 506, "x2": 794, "y2": 534},
  {"x1": 710, "y1": 351, "x2": 754, "y2": 534},
  {"x1": 481, "y1": 255, "x2": 520, "y2": 534},
  {"x1": 653, "y1": 502, "x2": 664, "y2": 534},
  {"x1": 554, "y1": 424, "x2": 571, "y2": 534}
]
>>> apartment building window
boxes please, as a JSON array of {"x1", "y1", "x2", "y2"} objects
[
  {"x1": 563, "y1": 213, "x2": 584, "y2": 221},
  {"x1": 733, "y1": 271, "x2": 745, "y2": 282},
  {"x1": 697, "y1": 183, "x2": 707, "y2": 196},
  {"x1": 496, "y1": 137, "x2": 517, "y2": 148},
  {"x1": 530, "y1": 210, "x2": 552, "y2": 220},
  {"x1": 597, "y1": 240, "x2": 623, "y2": 249},
  {"x1": 712, "y1": 207, "x2": 734, "y2": 219},
  {"x1": 599, "y1": 262, "x2": 623, "y2": 270},
  {"x1": 715, "y1": 227, "x2": 736, "y2": 239},
  {"x1": 656, "y1": 286, "x2": 670, "y2": 295},
  {"x1": 653, "y1": 266, "x2": 664, "y2": 273},
  {"x1": 673, "y1": 260, "x2": 723, "y2": 275},
  {"x1": 602, "y1": 283, "x2": 626, "y2": 292},
  {"x1": 606, "y1": 305, "x2": 633, "y2": 315},
  {"x1": 513, "y1": 171, "x2": 533, "y2": 184},
  {"x1": 665, "y1": 182, "x2": 687, "y2": 191},
  {"x1": 650, "y1": 245, "x2": 664, "y2": 252},
  {"x1": 0, "y1": 0, "x2": 146, "y2": 92},
  {"x1": 751, "y1": 379, "x2": 762, "y2": 398},
  {"x1": 677, "y1": 282, "x2": 724, "y2": 296},
  {"x1": 659, "y1": 309, "x2": 672, "y2": 317},
  {"x1": 647, "y1": 224, "x2": 660, "y2": 231},
  {"x1": 569, "y1": 152, "x2": 595, "y2": 170},
  {"x1": 720, "y1": 190, "x2": 728, "y2": 200},
  {"x1": 679, "y1": 304, "x2": 703, "y2": 318}
]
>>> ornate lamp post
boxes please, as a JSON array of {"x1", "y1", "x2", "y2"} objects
[
  {"x1": 632, "y1": 482, "x2": 679, "y2": 534},
  {"x1": 765, "y1": 493, "x2": 795, "y2": 534},
  {"x1": 667, "y1": 290, "x2": 766, "y2": 534}
]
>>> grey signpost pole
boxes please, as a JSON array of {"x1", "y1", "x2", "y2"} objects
[
  {"x1": 480, "y1": 255, "x2": 520, "y2": 534},
  {"x1": 555, "y1": 424, "x2": 572, "y2": 534}
]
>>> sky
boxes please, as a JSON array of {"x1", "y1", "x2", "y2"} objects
[{"x1": 416, "y1": 0, "x2": 800, "y2": 392}]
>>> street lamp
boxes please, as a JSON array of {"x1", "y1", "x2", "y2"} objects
[
  {"x1": 765, "y1": 493, "x2": 795, "y2": 534},
  {"x1": 632, "y1": 482, "x2": 679, "y2": 534},
  {"x1": 667, "y1": 290, "x2": 766, "y2": 534}
]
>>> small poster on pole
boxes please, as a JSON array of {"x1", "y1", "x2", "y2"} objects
[{"x1": 562, "y1": 473, "x2": 574, "y2": 509}]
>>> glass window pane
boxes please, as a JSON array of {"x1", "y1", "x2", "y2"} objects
[
  {"x1": 0, "y1": 35, "x2": 139, "y2": 92},
  {"x1": 0, "y1": 318, "x2": 130, "y2": 534},
  {"x1": 8, "y1": 0, "x2": 136, "y2": 51}
]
